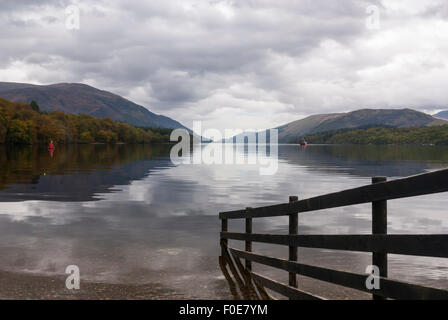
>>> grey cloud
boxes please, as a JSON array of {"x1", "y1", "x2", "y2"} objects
[{"x1": 0, "y1": 0, "x2": 447, "y2": 130}]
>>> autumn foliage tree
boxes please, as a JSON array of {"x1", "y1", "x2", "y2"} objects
[{"x1": 0, "y1": 97, "x2": 173, "y2": 145}]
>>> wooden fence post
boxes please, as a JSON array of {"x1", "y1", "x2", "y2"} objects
[
  {"x1": 245, "y1": 207, "x2": 253, "y2": 271},
  {"x1": 221, "y1": 218, "x2": 228, "y2": 258},
  {"x1": 289, "y1": 196, "x2": 299, "y2": 289},
  {"x1": 372, "y1": 177, "x2": 387, "y2": 300}
]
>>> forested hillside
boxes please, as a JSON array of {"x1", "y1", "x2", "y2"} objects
[
  {"x1": 297, "y1": 125, "x2": 448, "y2": 145},
  {"x1": 0, "y1": 82, "x2": 189, "y2": 130},
  {"x1": 277, "y1": 108, "x2": 447, "y2": 142},
  {"x1": 0, "y1": 98, "x2": 172, "y2": 145}
]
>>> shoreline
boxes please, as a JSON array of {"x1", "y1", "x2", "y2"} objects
[{"x1": 0, "y1": 270, "x2": 183, "y2": 300}]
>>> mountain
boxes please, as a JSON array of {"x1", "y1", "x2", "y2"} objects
[
  {"x1": 277, "y1": 109, "x2": 447, "y2": 142},
  {"x1": 434, "y1": 110, "x2": 448, "y2": 120},
  {"x1": 229, "y1": 109, "x2": 448, "y2": 143},
  {"x1": 301, "y1": 125, "x2": 448, "y2": 145},
  {"x1": 0, "y1": 82, "x2": 189, "y2": 130}
]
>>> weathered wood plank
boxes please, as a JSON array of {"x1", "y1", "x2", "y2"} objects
[
  {"x1": 221, "y1": 218, "x2": 228, "y2": 257},
  {"x1": 229, "y1": 245, "x2": 260, "y2": 300},
  {"x1": 229, "y1": 248, "x2": 448, "y2": 300},
  {"x1": 289, "y1": 195, "x2": 298, "y2": 289},
  {"x1": 250, "y1": 272, "x2": 323, "y2": 300},
  {"x1": 372, "y1": 176, "x2": 388, "y2": 300},
  {"x1": 218, "y1": 255, "x2": 241, "y2": 299},
  {"x1": 221, "y1": 240, "x2": 271, "y2": 300},
  {"x1": 220, "y1": 241, "x2": 248, "y2": 299},
  {"x1": 245, "y1": 209, "x2": 252, "y2": 271},
  {"x1": 221, "y1": 233, "x2": 448, "y2": 258},
  {"x1": 219, "y1": 168, "x2": 448, "y2": 219}
]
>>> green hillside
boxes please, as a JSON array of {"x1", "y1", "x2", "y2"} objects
[
  {"x1": 0, "y1": 97, "x2": 172, "y2": 145},
  {"x1": 277, "y1": 109, "x2": 447, "y2": 142},
  {"x1": 0, "y1": 82, "x2": 189, "y2": 130},
  {"x1": 297, "y1": 125, "x2": 448, "y2": 145}
]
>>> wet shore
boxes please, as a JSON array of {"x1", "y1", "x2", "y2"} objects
[{"x1": 0, "y1": 270, "x2": 184, "y2": 300}]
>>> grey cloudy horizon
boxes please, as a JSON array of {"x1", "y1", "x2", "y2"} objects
[{"x1": 1, "y1": 0, "x2": 448, "y2": 132}]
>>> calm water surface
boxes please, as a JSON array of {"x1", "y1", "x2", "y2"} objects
[{"x1": 0, "y1": 144, "x2": 447, "y2": 299}]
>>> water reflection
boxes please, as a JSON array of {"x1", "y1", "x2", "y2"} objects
[
  {"x1": 0, "y1": 144, "x2": 447, "y2": 299},
  {"x1": 279, "y1": 144, "x2": 448, "y2": 177},
  {"x1": 0, "y1": 144, "x2": 173, "y2": 201}
]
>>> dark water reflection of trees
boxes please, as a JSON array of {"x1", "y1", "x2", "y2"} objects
[
  {"x1": 0, "y1": 144, "x2": 173, "y2": 201},
  {"x1": 2, "y1": 144, "x2": 448, "y2": 202}
]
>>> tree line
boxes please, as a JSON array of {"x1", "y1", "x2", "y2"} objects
[
  {"x1": 0, "y1": 144, "x2": 171, "y2": 192},
  {"x1": 292, "y1": 125, "x2": 448, "y2": 145},
  {"x1": 0, "y1": 97, "x2": 174, "y2": 145}
]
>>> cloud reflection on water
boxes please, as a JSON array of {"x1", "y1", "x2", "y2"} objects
[{"x1": 0, "y1": 144, "x2": 447, "y2": 298}]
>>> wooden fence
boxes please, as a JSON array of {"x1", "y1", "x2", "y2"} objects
[{"x1": 218, "y1": 168, "x2": 448, "y2": 300}]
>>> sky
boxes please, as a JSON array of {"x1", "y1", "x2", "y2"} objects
[{"x1": 1, "y1": 0, "x2": 448, "y2": 133}]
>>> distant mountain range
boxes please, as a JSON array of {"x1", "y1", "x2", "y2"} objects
[
  {"x1": 2, "y1": 81, "x2": 446, "y2": 142},
  {"x1": 434, "y1": 110, "x2": 448, "y2": 120},
  {"x1": 230, "y1": 109, "x2": 448, "y2": 143},
  {"x1": 0, "y1": 82, "x2": 189, "y2": 130}
]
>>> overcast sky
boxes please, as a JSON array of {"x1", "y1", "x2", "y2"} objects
[{"x1": 1, "y1": 0, "x2": 448, "y2": 132}]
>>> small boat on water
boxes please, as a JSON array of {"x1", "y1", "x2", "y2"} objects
[{"x1": 48, "y1": 140, "x2": 55, "y2": 149}]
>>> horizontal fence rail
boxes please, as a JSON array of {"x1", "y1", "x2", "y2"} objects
[
  {"x1": 230, "y1": 248, "x2": 448, "y2": 300},
  {"x1": 218, "y1": 169, "x2": 448, "y2": 300},
  {"x1": 221, "y1": 233, "x2": 448, "y2": 258},
  {"x1": 250, "y1": 272, "x2": 323, "y2": 300},
  {"x1": 219, "y1": 168, "x2": 448, "y2": 219}
]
